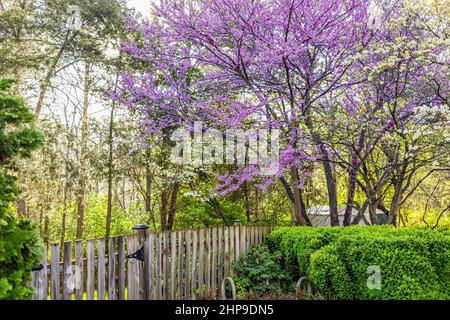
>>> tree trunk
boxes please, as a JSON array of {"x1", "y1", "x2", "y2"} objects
[
  {"x1": 160, "y1": 188, "x2": 169, "y2": 231},
  {"x1": 34, "y1": 42, "x2": 67, "y2": 118},
  {"x1": 304, "y1": 115, "x2": 339, "y2": 226},
  {"x1": 389, "y1": 197, "x2": 401, "y2": 226},
  {"x1": 167, "y1": 181, "x2": 180, "y2": 230},
  {"x1": 243, "y1": 181, "x2": 251, "y2": 222},
  {"x1": 344, "y1": 133, "x2": 365, "y2": 226},
  {"x1": 279, "y1": 175, "x2": 311, "y2": 226},
  {"x1": 60, "y1": 187, "x2": 68, "y2": 247},
  {"x1": 144, "y1": 149, "x2": 156, "y2": 229},
  {"x1": 105, "y1": 105, "x2": 114, "y2": 241},
  {"x1": 39, "y1": 208, "x2": 44, "y2": 235},
  {"x1": 322, "y1": 159, "x2": 339, "y2": 226},
  {"x1": 343, "y1": 168, "x2": 358, "y2": 226},
  {"x1": 289, "y1": 167, "x2": 311, "y2": 226},
  {"x1": 368, "y1": 202, "x2": 378, "y2": 225},
  {"x1": 16, "y1": 199, "x2": 26, "y2": 216},
  {"x1": 388, "y1": 161, "x2": 408, "y2": 226},
  {"x1": 76, "y1": 60, "x2": 91, "y2": 239},
  {"x1": 351, "y1": 200, "x2": 369, "y2": 225},
  {"x1": 105, "y1": 76, "x2": 118, "y2": 241},
  {"x1": 44, "y1": 216, "x2": 49, "y2": 245},
  {"x1": 389, "y1": 173, "x2": 405, "y2": 226}
]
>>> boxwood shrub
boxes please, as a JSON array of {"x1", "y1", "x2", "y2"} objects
[
  {"x1": 234, "y1": 244, "x2": 291, "y2": 298},
  {"x1": 267, "y1": 226, "x2": 450, "y2": 300}
]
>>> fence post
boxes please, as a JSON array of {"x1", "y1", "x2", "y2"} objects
[
  {"x1": 133, "y1": 224, "x2": 149, "y2": 300},
  {"x1": 127, "y1": 234, "x2": 139, "y2": 299}
]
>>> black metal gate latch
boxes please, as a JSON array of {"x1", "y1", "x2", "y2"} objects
[
  {"x1": 126, "y1": 246, "x2": 145, "y2": 261},
  {"x1": 31, "y1": 264, "x2": 44, "y2": 272}
]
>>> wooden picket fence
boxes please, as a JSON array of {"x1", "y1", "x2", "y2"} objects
[{"x1": 29, "y1": 225, "x2": 272, "y2": 300}]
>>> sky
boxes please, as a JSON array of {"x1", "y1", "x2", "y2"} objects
[
  {"x1": 38, "y1": 1, "x2": 153, "y2": 121},
  {"x1": 127, "y1": 0, "x2": 152, "y2": 15}
]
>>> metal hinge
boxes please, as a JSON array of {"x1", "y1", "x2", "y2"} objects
[{"x1": 126, "y1": 246, "x2": 144, "y2": 261}]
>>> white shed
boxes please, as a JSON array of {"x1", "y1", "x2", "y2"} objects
[{"x1": 306, "y1": 205, "x2": 381, "y2": 226}]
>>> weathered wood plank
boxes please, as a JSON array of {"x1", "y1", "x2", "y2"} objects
[
  {"x1": 127, "y1": 234, "x2": 139, "y2": 300},
  {"x1": 29, "y1": 270, "x2": 36, "y2": 300},
  {"x1": 117, "y1": 236, "x2": 126, "y2": 300},
  {"x1": 170, "y1": 231, "x2": 177, "y2": 300},
  {"x1": 240, "y1": 226, "x2": 247, "y2": 255},
  {"x1": 191, "y1": 229, "x2": 198, "y2": 298},
  {"x1": 218, "y1": 227, "x2": 223, "y2": 289},
  {"x1": 260, "y1": 226, "x2": 264, "y2": 241},
  {"x1": 140, "y1": 229, "x2": 152, "y2": 300},
  {"x1": 177, "y1": 231, "x2": 184, "y2": 300},
  {"x1": 149, "y1": 233, "x2": 155, "y2": 300},
  {"x1": 224, "y1": 227, "x2": 229, "y2": 277},
  {"x1": 198, "y1": 228, "x2": 204, "y2": 297},
  {"x1": 62, "y1": 241, "x2": 72, "y2": 300},
  {"x1": 74, "y1": 241, "x2": 83, "y2": 300},
  {"x1": 211, "y1": 227, "x2": 217, "y2": 295},
  {"x1": 41, "y1": 246, "x2": 48, "y2": 300},
  {"x1": 163, "y1": 232, "x2": 170, "y2": 300},
  {"x1": 97, "y1": 239, "x2": 106, "y2": 300},
  {"x1": 155, "y1": 233, "x2": 162, "y2": 300},
  {"x1": 50, "y1": 243, "x2": 60, "y2": 300},
  {"x1": 258, "y1": 226, "x2": 262, "y2": 243},
  {"x1": 234, "y1": 225, "x2": 240, "y2": 261},
  {"x1": 86, "y1": 240, "x2": 95, "y2": 300},
  {"x1": 136, "y1": 228, "x2": 149, "y2": 301},
  {"x1": 251, "y1": 226, "x2": 256, "y2": 246},
  {"x1": 108, "y1": 237, "x2": 116, "y2": 300},
  {"x1": 184, "y1": 230, "x2": 191, "y2": 299},
  {"x1": 245, "y1": 226, "x2": 250, "y2": 251},
  {"x1": 229, "y1": 226, "x2": 234, "y2": 274},
  {"x1": 205, "y1": 228, "x2": 211, "y2": 296},
  {"x1": 33, "y1": 246, "x2": 48, "y2": 300}
]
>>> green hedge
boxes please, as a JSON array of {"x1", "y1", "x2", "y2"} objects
[{"x1": 267, "y1": 226, "x2": 450, "y2": 300}]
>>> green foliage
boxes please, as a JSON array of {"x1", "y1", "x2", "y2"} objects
[
  {"x1": 0, "y1": 79, "x2": 43, "y2": 299},
  {"x1": 47, "y1": 194, "x2": 148, "y2": 242},
  {"x1": 234, "y1": 244, "x2": 290, "y2": 298},
  {"x1": 174, "y1": 194, "x2": 247, "y2": 230},
  {"x1": 268, "y1": 226, "x2": 450, "y2": 300}
]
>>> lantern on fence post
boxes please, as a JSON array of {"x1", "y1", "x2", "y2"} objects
[
  {"x1": 133, "y1": 224, "x2": 149, "y2": 240},
  {"x1": 132, "y1": 224, "x2": 149, "y2": 300}
]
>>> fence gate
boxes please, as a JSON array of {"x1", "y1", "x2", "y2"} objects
[{"x1": 29, "y1": 225, "x2": 272, "y2": 300}]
